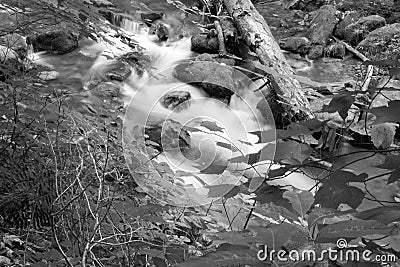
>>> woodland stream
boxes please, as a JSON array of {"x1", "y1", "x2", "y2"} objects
[{"x1": 27, "y1": 0, "x2": 368, "y2": 206}]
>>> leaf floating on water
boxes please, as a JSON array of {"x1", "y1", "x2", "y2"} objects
[{"x1": 200, "y1": 121, "x2": 224, "y2": 132}]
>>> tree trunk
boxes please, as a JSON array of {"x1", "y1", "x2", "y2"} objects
[{"x1": 222, "y1": 0, "x2": 313, "y2": 126}]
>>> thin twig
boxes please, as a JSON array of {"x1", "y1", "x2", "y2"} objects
[{"x1": 214, "y1": 20, "x2": 226, "y2": 56}]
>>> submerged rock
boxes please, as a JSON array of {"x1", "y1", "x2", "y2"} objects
[
  {"x1": 356, "y1": 23, "x2": 400, "y2": 60},
  {"x1": 160, "y1": 91, "x2": 191, "y2": 111},
  {"x1": 27, "y1": 30, "x2": 79, "y2": 55},
  {"x1": 343, "y1": 15, "x2": 386, "y2": 46}
]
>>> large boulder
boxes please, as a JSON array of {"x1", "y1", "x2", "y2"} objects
[
  {"x1": 343, "y1": 15, "x2": 386, "y2": 46},
  {"x1": 356, "y1": 23, "x2": 400, "y2": 60},
  {"x1": 308, "y1": 5, "x2": 339, "y2": 45},
  {"x1": 27, "y1": 30, "x2": 79, "y2": 55},
  {"x1": 173, "y1": 56, "x2": 236, "y2": 99}
]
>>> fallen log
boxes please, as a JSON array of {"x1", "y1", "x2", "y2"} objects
[{"x1": 222, "y1": 0, "x2": 313, "y2": 126}]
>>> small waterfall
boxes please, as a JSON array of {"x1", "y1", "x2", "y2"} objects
[
  {"x1": 120, "y1": 18, "x2": 143, "y2": 34},
  {"x1": 110, "y1": 13, "x2": 123, "y2": 27},
  {"x1": 109, "y1": 13, "x2": 145, "y2": 34}
]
